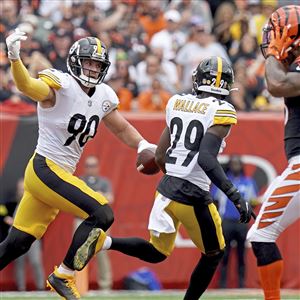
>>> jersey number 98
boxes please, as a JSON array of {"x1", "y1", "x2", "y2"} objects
[{"x1": 64, "y1": 113, "x2": 100, "y2": 147}]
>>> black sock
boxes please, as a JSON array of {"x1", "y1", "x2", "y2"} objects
[
  {"x1": 184, "y1": 252, "x2": 224, "y2": 300},
  {"x1": 111, "y1": 237, "x2": 166, "y2": 263}
]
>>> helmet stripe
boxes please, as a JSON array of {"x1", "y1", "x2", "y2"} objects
[
  {"x1": 215, "y1": 57, "x2": 222, "y2": 88},
  {"x1": 96, "y1": 38, "x2": 102, "y2": 55}
]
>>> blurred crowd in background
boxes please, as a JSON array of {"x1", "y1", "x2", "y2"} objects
[{"x1": 0, "y1": 0, "x2": 298, "y2": 115}]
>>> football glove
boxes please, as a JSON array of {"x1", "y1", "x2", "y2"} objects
[
  {"x1": 137, "y1": 139, "x2": 157, "y2": 154},
  {"x1": 226, "y1": 187, "x2": 252, "y2": 223},
  {"x1": 6, "y1": 28, "x2": 27, "y2": 60},
  {"x1": 267, "y1": 24, "x2": 293, "y2": 60}
]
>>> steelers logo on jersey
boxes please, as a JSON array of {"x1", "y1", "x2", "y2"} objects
[{"x1": 102, "y1": 100, "x2": 112, "y2": 112}]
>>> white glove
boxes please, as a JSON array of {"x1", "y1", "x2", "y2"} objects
[
  {"x1": 5, "y1": 28, "x2": 27, "y2": 60},
  {"x1": 137, "y1": 139, "x2": 157, "y2": 154}
]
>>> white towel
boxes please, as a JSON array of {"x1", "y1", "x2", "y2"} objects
[{"x1": 148, "y1": 193, "x2": 176, "y2": 237}]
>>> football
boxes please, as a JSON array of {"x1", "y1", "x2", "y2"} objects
[{"x1": 136, "y1": 149, "x2": 160, "y2": 175}]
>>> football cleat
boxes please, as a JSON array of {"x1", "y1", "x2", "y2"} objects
[
  {"x1": 73, "y1": 228, "x2": 106, "y2": 271},
  {"x1": 47, "y1": 267, "x2": 80, "y2": 300}
]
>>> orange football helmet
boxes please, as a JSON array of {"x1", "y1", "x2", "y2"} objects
[{"x1": 261, "y1": 5, "x2": 300, "y2": 60}]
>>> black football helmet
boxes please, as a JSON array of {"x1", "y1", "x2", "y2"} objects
[
  {"x1": 192, "y1": 56, "x2": 234, "y2": 96},
  {"x1": 67, "y1": 37, "x2": 111, "y2": 88}
]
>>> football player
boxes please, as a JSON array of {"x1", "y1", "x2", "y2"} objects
[
  {"x1": 101, "y1": 56, "x2": 252, "y2": 299},
  {"x1": 247, "y1": 5, "x2": 300, "y2": 300},
  {"x1": 1, "y1": 29, "x2": 156, "y2": 299}
]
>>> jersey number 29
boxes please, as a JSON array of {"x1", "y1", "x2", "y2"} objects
[{"x1": 166, "y1": 117, "x2": 203, "y2": 166}]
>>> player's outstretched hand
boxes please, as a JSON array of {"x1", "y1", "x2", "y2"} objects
[
  {"x1": 6, "y1": 28, "x2": 27, "y2": 60},
  {"x1": 267, "y1": 24, "x2": 293, "y2": 60},
  {"x1": 234, "y1": 198, "x2": 252, "y2": 223},
  {"x1": 137, "y1": 139, "x2": 157, "y2": 154}
]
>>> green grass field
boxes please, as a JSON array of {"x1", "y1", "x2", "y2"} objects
[{"x1": 0, "y1": 290, "x2": 299, "y2": 300}]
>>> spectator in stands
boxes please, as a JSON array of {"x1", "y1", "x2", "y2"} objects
[
  {"x1": 114, "y1": 51, "x2": 138, "y2": 97},
  {"x1": 69, "y1": 1, "x2": 86, "y2": 28},
  {"x1": 150, "y1": 10, "x2": 186, "y2": 62},
  {"x1": 138, "y1": 0, "x2": 167, "y2": 40},
  {"x1": 80, "y1": 156, "x2": 114, "y2": 291},
  {"x1": 231, "y1": 44, "x2": 265, "y2": 111},
  {"x1": 232, "y1": 33, "x2": 259, "y2": 63},
  {"x1": 121, "y1": 16, "x2": 148, "y2": 66},
  {"x1": 167, "y1": 0, "x2": 213, "y2": 34},
  {"x1": 226, "y1": 0, "x2": 251, "y2": 57},
  {"x1": 46, "y1": 28, "x2": 72, "y2": 72},
  {"x1": 107, "y1": 51, "x2": 138, "y2": 111},
  {"x1": 82, "y1": 3, "x2": 127, "y2": 37},
  {"x1": 248, "y1": 0, "x2": 277, "y2": 45},
  {"x1": 108, "y1": 75, "x2": 133, "y2": 111},
  {"x1": 17, "y1": 22, "x2": 43, "y2": 66},
  {"x1": 136, "y1": 53, "x2": 175, "y2": 94},
  {"x1": 151, "y1": 46, "x2": 180, "y2": 93},
  {"x1": 212, "y1": 1, "x2": 237, "y2": 52},
  {"x1": 56, "y1": 16, "x2": 74, "y2": 34},
  {"x1": 176, "y1": 17, "x2": 230, "y2": 93},
  {"x1": 28, "y1": 51, "x2": 53, "y2": 77},
  {"x1": 4, "y1": 178, "x2": 45, "y2": 291},
  {"x1": 38, "y1": 0, "x2": 67, "y2": 25},
  {"x1": 213, "y1": 155, "x2": 258, "y2": 288},
  {"x1": 1, "y1": 0, "x2": 20, "y2": 32},
  {"x1": 138, "y1": 77, "x2": 171, "y2": 112}
]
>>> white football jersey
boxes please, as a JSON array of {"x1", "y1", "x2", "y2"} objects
[
  {"x1": 165, "y1": 93, "x2": 237, "y2": 191},
  {"x1": 35, "y1": 68, "x2": 119, "y2": 173}
]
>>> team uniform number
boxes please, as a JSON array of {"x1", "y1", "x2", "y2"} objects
[
  {"x1": 166, "y1": 117, "x2": 204, "y2": 166},
  {"x1": 64, "y1": 113, "x2": 100, "y2": 147}
]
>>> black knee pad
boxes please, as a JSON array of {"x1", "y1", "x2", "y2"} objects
[
  {"x1": 251, "y1": 242, "x2": 282, "y2": 266},
  {"x1": 0, "y1": 227, "x2": 36, "y2": 269},
  {"x1": 90, "y1": 204, "x2": 114, "y2": 231}
]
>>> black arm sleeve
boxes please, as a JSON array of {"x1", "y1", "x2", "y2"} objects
[{"x1": 197, "y1": 132, "x2": 241, "y2": 202}]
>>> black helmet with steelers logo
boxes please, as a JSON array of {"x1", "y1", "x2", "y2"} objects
[
  {"x1": 67, "y1": 37, "x2": 111, "y2": 88},
  {"x1": 192, "y1": 56, "x2": 234, "y2": 97}
]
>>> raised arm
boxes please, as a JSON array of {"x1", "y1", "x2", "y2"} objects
[{"x1": 6, "y1": 29, "x2": 55, "y2": 103}]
